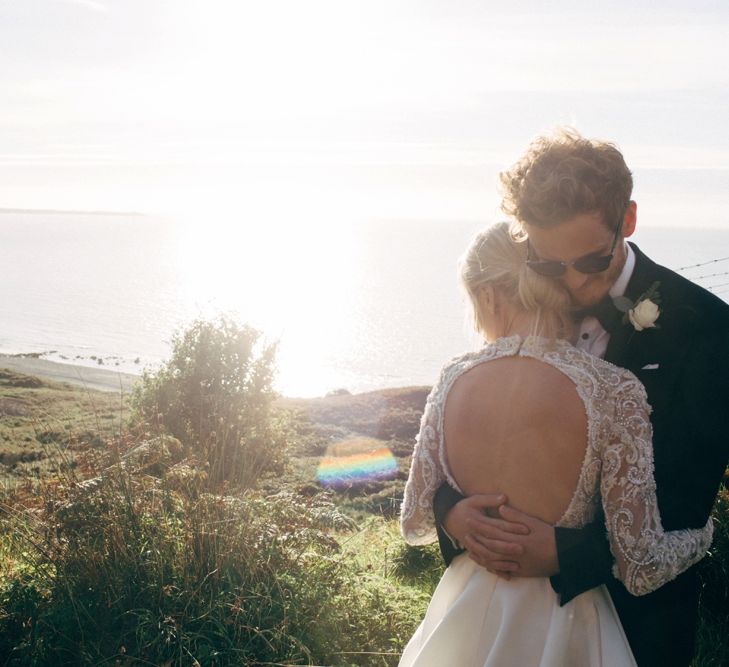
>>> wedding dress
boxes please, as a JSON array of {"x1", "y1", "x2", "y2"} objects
[{"x1": 399, "y1": 335, "x2": 713, "y2": 667}]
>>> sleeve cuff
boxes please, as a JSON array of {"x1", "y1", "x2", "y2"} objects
[
  {"x1": 551, "y1": 524, "x2": 614, "y2": 606},
  {"x1": 441, "y1": 526, "x2": 461, "y2": 551}
]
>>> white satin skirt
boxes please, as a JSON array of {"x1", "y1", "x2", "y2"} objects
[{"x1": 399, "y1": 554, "x2": 636, "y2": 667}]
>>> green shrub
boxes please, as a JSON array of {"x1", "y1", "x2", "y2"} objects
[
  {"x1": 694, "y1": 482, "x2": 729, "y2": 666},
  {"x1": 131, "y1": 316, "x2": 286, "y2": 488},
  {"x1": 0, "y1": 467, "x2": 423, "y2": 666}
]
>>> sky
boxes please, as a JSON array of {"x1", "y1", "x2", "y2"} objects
[{"x1": 1, "y1": 0, "x2": 729, "y2": 227}]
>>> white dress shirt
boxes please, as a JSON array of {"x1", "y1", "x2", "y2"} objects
[{"x1": 575, "y1": 243, "x2": 636, "y2": 358}]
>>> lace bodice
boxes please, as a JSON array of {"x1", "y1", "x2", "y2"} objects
[{"x1": 400, "y1": 335, "x2": 713, "y2": 596}]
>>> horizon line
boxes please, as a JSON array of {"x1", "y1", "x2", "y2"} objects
[{"x1": 0, "y1": 207, "x2": 144, "y2": 217}]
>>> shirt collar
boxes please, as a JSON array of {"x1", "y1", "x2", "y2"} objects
[{"x1": 609, "y1": 242, "x2": 635, "y2": 299}]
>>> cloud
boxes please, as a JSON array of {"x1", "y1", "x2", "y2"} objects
[{"x1": 53, "y1": 0, "x2": 109, "y2": 13}]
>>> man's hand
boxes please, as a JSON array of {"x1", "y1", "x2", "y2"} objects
[
  {"x1": 445, "y1": 497, "x2": 559, "y2": 578},
  {"x1": 443, "y1": 494, "x2": 529, "y2": 576},
  {"x1": 490, "y1": 504, "x2": 559, "y2": 577}
]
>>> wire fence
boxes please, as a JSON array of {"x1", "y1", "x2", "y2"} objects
[{"x1": 675, "y1": 256, "x2": 729, "y2": 294}]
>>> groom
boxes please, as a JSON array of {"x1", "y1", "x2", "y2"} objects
[{"x1": 433, "y1": 130, "x2": 729, "y2": 666}]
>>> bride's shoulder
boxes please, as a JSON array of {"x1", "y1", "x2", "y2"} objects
[
  {"x1": 444, "y1": 335, "x2": 523, "y2": 369},
  {"x1": 572, "y1": 344, "x2": 639, "y2": 384},
  {"x1": 432, "y1": 335, "x2": 523, "y2": 391},
  {"x1": 545, "y1": 339, "x2": 649, "y2": 404}
]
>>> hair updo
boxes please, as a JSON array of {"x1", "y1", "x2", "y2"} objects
[{"x1": 459, "y1": 222, "x2": 573, "y2": 340}]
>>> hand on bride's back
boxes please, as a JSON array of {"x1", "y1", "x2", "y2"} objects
[{"x1": 445, "y1": 496, "x2": 559, "y2": 578}]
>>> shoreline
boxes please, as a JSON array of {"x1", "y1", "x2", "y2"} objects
[
  {"x1": 0, "y1": 354, "x2": 427, "y2": 401},
  {"x1": 0, "y1": 354, "x2": 139, "y2": 393}
]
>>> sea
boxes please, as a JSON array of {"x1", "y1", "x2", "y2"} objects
[{"x1": 1, "y1": 211, "x2": 728, "y2": 397}]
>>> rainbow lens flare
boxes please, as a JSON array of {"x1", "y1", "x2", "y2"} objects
[{"x1": 316, "y1": 437, "x2": 399, "y2": 490}]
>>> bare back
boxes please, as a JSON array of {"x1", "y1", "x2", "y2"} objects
[{"x1": 445, "y1": 356, "x2": 587, "y2": 525}]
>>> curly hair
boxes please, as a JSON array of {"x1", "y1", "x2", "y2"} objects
[{"x1": 500, "y1": 128, "x2": 633, "y2": 232}]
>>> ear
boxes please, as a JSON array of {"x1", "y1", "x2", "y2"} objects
[
  {"x1": 478, "y1": 284, "x2": 497, "y2": 315},
  {"x1": 622, "y1": 201, "x2": 637, "y2": 238}
]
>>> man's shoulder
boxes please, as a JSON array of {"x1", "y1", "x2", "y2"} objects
[{"x1": 632, "y1": 245, "x2": 729, "y2": 333}]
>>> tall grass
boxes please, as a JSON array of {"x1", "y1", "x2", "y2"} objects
[
  {"x1": 0, "y1": 317, "x2": 433, "y2": 665},
  {"x1": 693, "y1": 482, "x2": 729, "y2": 667},
  {"x1": 0, "y1": 446, "x2": 426, "y2": 666}
]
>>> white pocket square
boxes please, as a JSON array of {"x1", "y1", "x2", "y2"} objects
[{"x1": 641, "y1": 363, "x2": 660, "y2": 370}]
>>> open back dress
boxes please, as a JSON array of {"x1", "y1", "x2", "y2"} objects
[{"x1": 399, "y1": 335, "x2": 713, "y2": 667}]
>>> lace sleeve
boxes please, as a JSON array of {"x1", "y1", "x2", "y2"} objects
[
  {"x1": 600, "y1": 373, "x2": 714, "y2": 596},
  {"x1": 400, "y1": 384, "x2": 446, "y2": 545}
]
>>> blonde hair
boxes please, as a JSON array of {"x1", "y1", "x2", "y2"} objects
[
  {"x1": 500, "y1": 127, "x2": 633, "y2": 233},
  {"x1": 459, "y1": 222, "x2": 572, "y2": 340}
]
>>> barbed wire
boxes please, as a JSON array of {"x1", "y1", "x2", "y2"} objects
[
  {"x1": 676, "y1": 256, "x2": 729, "y2": 271},
  {"x1": 674, "y1": 258, "x2": 729, "y2": 299},
  {"x1": 685, "y1": 270, "x2": 729, "y2": 281}
]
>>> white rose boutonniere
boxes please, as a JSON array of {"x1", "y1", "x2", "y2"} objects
[
  {"x1": 613, "y1": 281, "x2": 662, "y2": 332},
  {"x1": 628, "y1": 298, "x2": 660, "y2": 331}
]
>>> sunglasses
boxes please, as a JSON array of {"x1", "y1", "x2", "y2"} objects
[{"x1": 526, "y1": 217, "x2": 623, "y2": 277}]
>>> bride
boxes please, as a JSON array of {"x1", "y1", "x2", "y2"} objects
[{"x1": 398, "y1": 222, "x2": 713, "y2": 667}]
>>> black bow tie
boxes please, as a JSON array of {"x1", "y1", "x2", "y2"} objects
[{"x1": 579, "y1": 297, "x2": 624, "y2": 334}]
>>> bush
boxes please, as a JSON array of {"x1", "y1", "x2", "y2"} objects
[
  {"x1": 694, "y1": 482, "x2": 729, "y2": 666},
  {"x1": 0, "y1": 466, "x2": 424, "y2": 666},
  {"x1": 131, "y1": 316, "x2": 286, "y2": 488}
]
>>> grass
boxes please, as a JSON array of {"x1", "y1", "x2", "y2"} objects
[
  {"x1": 0, "y1": 371, "x2": 435, "y2": 666},
  {"x1": 0, "y1": 369, "x2": 125, "y2": 482},
  {"x1": 693, "y1": 482, "x2": 729, "y2": 667},
  {"x1": 0, "y1": 368, "x2": 727, "y2": 666},
  {"x1": 0, "y1": 458, "x2": 432, "y2": 665}
]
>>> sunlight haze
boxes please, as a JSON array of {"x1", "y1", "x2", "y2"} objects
[
  {"x1": 2, "y1": 1, "x2": 729, "y2": 395},
  {"x1": 1, "y1": 0, "x2": 728, "y2": 228}
]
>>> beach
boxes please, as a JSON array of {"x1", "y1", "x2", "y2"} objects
[{"x1": 0, "y1": 354, "x2": 139, "y2": 393}]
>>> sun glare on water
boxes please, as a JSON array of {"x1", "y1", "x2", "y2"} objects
[{"x1": 174, "y1": 204, "x2": 366, "y2": 397}]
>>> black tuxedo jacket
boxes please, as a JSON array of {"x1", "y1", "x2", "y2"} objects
[{"x1": 432, "y1": 243, "x2": 729, "y2": 667}]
